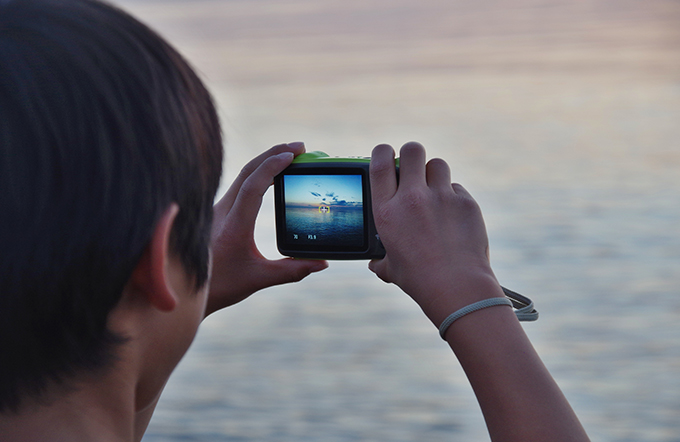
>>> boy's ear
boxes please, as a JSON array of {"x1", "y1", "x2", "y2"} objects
[{"x1": 129, "y1": 203, "x2": 180, "y2": 312}]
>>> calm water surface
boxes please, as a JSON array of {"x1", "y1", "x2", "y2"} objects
[
  {"x1": 112, "y1": 1, "x2": 680, "y2": 440},
  {"x1": 284, "y1": 207, "x2": 364, "y2": 246}
]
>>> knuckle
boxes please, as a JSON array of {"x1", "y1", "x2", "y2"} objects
[
  {"x1": 401, "y1": 189, "x2": 427, "y2": 210},
  {"x1": 237, "y1": 162, "x2": 256, "y2": 182},
  {"x1": 370, "y1": 159, "x2": 392, "y2": 177},
  {"x1": 374, "y1": 203, "x2": 395, "y2": 226},
  {"x1": 278, "y1": 264, "x2": 312, "y2": 284},
  {"x1": 374, "y1": 190, "x2": 427, "y2": 226},
  {"x1": 292, "y1": 267, "x2": 312, "y2": 282},
  {"x1": 270, "y1": 143, "x2": 288, "y2": 152},
  {"x1": 238, "y1": 177, "x2": 262, "y2": 198},
  {"x1": 458, "y1": 194, "x2": 480, "y2": 212}
]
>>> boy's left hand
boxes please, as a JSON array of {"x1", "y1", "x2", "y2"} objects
[{"x1": 205, "y1": 142, "x2": 328, "y2": 316}]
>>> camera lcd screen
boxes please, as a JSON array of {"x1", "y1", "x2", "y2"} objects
[{"x1": 281, "y1": 173, "x2": 366, "y2": 249}]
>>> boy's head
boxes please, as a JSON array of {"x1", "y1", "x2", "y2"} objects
[{"x1": 0, "y1": 0, "x2": 223, "y2": 411}]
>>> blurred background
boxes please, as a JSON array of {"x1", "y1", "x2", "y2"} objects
[{"x1": 110, "y1": 0, "x2": 679, "y2": 440}]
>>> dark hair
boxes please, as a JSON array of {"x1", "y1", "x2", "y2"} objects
[{"x1": 0, "y1": 0, "x2": 223, "y2": 412}]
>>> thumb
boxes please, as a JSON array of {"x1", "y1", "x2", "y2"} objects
[
  {"x1": 260, "y1": 258, "x2": 329, "y2": 288},
  {"x1": 368, "y1": 258, "x2": 392, "y2": 284}
]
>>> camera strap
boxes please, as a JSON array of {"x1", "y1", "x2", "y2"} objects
[
  {"x1": 438, "y1": 286, "x2": 539, "y2": 340},
  {"x1": 501, "y1": 286, "x2": 539, "y2": 322}
]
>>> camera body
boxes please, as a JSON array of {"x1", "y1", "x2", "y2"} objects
[{"x1": 274, "y1": 151, "x2": 398, "y2": 260}]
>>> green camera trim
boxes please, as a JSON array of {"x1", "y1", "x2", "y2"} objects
[{"x1": 293, "y1": 151, "x2": 400, "y2": 166}]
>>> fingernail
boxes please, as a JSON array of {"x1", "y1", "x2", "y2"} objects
[
  {"x1": 287, "y1": 141, "x2": 305, "y2": 150},
  {"x1": 277, "y1": 151, "x2": 294, "y2": 161}
]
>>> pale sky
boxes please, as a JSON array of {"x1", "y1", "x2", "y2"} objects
[{"x1": 283, "y1": 174, "x2": 363, "y2": 206}]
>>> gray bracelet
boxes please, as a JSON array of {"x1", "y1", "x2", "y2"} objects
[
  {"x1": 438, "y1": 298, "x2": 513, "y2": 339},
  {"x1": 438, "y1": 287, "x2": 539, "y2": 340}
]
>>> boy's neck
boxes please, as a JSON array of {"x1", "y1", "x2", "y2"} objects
[{"x1": 0, "y1": 369, "x2": 139, "y2": 442}]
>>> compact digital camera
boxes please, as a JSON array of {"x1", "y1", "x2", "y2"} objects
[
  {"x1": 273, "y1": 151, "x2": 398, "y2": 260},
  {"x1": 273, "y1": 151, "x2": 540, "y2": 321}
]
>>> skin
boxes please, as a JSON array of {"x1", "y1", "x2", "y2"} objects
[
  {"x1": 0, "y1": 143, "x2": 326, "y2": 442},
  {"x1": 0, "y1": 141, "x2": 589, "y2": 442},
  {"x1": 369, "y1": 141, "x2": 590, "y2": 442},
  {"x1": 206, "y1": 142, "x2": 329, "y2": 316},
  {"x1": 0, "y1": 204, "x2": 207, "y2": 442}
]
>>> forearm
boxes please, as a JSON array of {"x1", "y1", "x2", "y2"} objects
[
  {"x1": 444, "y1": 306, "x2": 590, "y2": 442},
  {"x1": 368, "y1": 142, "x2": 588, "y2": 440}
]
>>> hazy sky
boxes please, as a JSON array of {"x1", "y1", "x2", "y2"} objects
[{"x1": 283, "y1": 174, "x2": 363, "y2": 207}]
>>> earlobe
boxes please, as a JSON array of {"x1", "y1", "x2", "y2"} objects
[{"x1": 129, "y1": 203, "x2": 181, "y2": 312}]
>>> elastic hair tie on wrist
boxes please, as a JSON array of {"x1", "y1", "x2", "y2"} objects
[{"x1": 438, "y1": 286, "x2": 539, "y2": 340}]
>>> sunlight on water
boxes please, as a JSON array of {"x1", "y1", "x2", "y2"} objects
[{"x1": 109, "y1": 0, "x2": 680, "y2": 440}]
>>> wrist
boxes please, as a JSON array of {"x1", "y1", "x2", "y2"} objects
[
  {"x1": 438, "y1": 297, "x2": 513, "y2": 339},
  {"x1": 409, "y1": 269, "x2": 505, "y2": 329}
]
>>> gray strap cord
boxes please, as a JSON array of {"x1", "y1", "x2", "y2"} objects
[
  {"x1": 438, "y1": 286, "x2": 539, "y2": 340},
  {"x1": 501, "y1": 286, "x2": 539, "y2": 322}
]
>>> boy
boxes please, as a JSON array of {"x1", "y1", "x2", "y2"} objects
[{"x1": 0, "y1": 0, "x2": 589, "y2": 440}]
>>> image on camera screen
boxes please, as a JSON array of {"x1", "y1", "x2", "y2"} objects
[{"x1": 283, "y1": 174, "x2": 364, "y2": 247}]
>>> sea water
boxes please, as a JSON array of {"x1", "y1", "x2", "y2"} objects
[
  {"x1": 284, "y1": 206, "x2": 364, "y2": 246},
  {"x1": 109, "y1": 1, "x2": 680, "y2": 441}
]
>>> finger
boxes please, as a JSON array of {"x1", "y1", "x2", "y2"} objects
[
  {"x1": 369, "y1": 144, "x2": 398, "y2": 207},
  {"x1": 205, "y1": 258, "x2": 327, "y2": 316},
  {"x1": 258, "y1": 258, "x2": 329, "y2": 288},
  {"x1": 452, "y1": 182, "x2": 473, "y2": 199},
  {"x1": 226, "y1": 151, "x2": 296, "y2": 236},
  {"x1": 368, "y1": 258, "x2": 392, "y2": 284},
  {"x1": 215, "y1": 142, "x2": 305, "y2": 218},
  {"x1": 397, "y1": 141, "x2": 427, "y2": 190},
  {"x1": 367, "y1": 258, "x2": 380, "y2": 275},
  {"x1": 426, "y1": 158, "x2": 452, "y2": 191}
]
